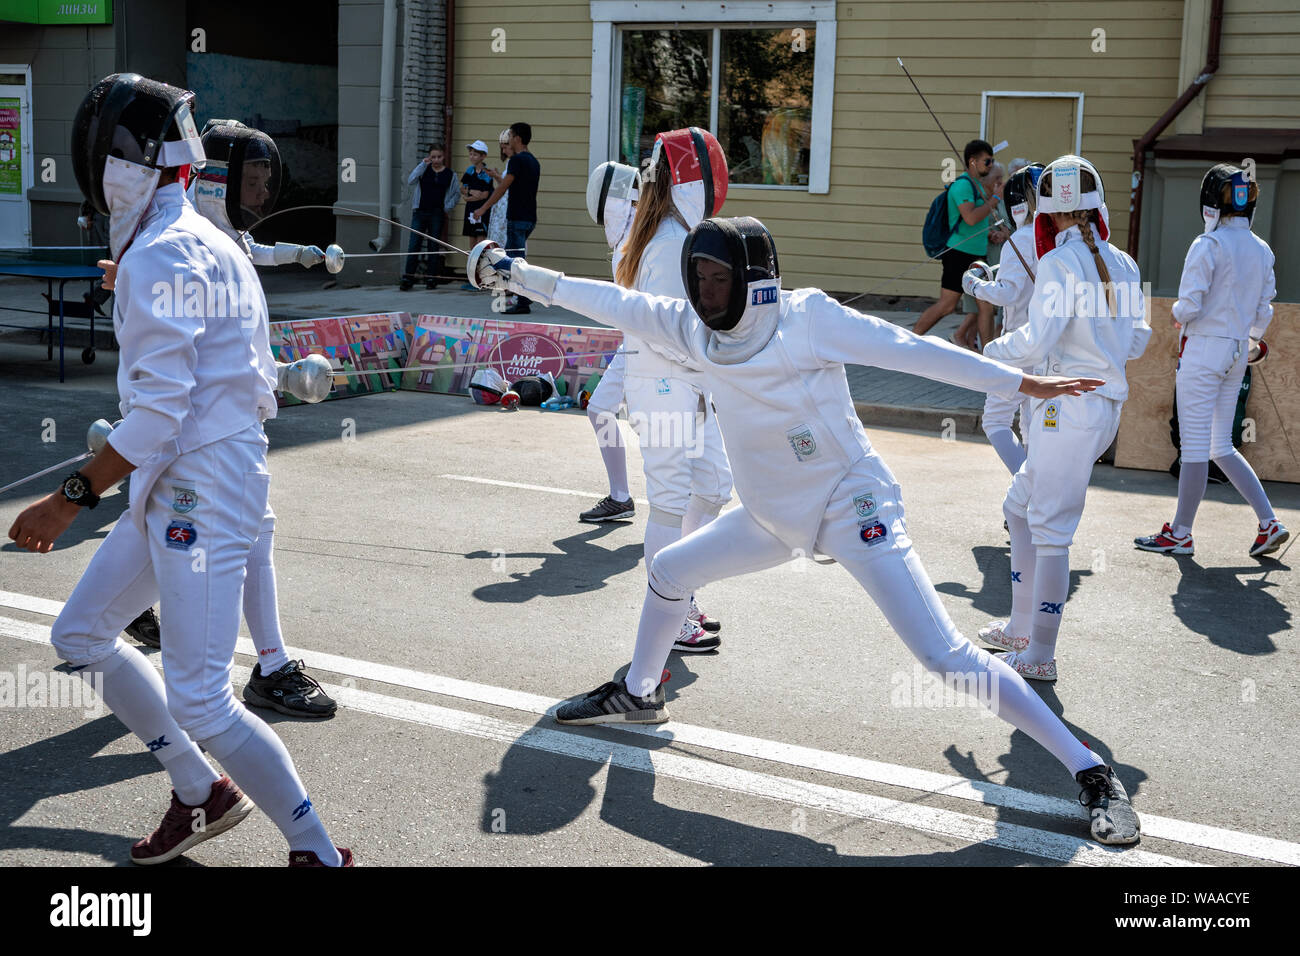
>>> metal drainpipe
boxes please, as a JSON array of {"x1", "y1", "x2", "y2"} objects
[
  {"x1": 444, "y1": 0, "x2": 455, "y2": 163},
  {"x1": 370, "y1": 0, "x2": 398, "y2": 251},
  {"x1": 1127, "y1": 0, "x2": 1224, "y2": 258}
]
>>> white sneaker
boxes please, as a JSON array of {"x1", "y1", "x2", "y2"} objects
[
  {"x1": 1250, "y1": 518, "x2": 1290, "y2": 558},
  {"x1": 994, "y1": 650, "x2": 1058, "y2": 682},
  {"x1": 977, "y1": 620, "x2": 1029, "y2": 653},
  {"x1": 672, "y1": 618, "x2": 721, "y2": 653}
]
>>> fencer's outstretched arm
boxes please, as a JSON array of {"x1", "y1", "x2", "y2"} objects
[
  {"x1": 106, "y1": 239, "x2": 207, "y2": 467},
  {"x1": 801, "y1": 290, "x2": 1023, "y2": 397},
  {"x1": 1171, "y1": 236, "x2": 1215, "y2": 328},
  {"x1": 248, "y1": 240, "x2": 325, "y2": 269},
  {"x1": 982, "y1": 253, "x2": 1076, "y2": 369},
  {"x1": 965, "y1": 231, "x2": 1033, "y2": 308}
]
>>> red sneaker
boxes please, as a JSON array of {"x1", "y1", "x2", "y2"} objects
[
  {"x1": 289, "y1": 847, "x2": 355, "y2": 867},
  {"x1": 1133, "y1": 522, "x2": 1193, "y2": 555},
  {"x1": 1250, "y1": 518, "x2": 1289, "y2": 558},
  {"x1": 131, "y1": 775, "x2": 254, "y2": 865}
]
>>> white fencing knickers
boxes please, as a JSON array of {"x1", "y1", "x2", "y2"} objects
[
  {"x1": 52, "y1": 425, "x2": 271, "y2": 741},
  {"x1": 623, "y1": 373, "x2": 732, "y2": 525},
  {"x1": 1004, "y1": 393, "x2": 1122, "y2": 552},
  {"x1": 629, "y1": 453, "x2": 1102, "y2": 776},
  {"x1": 1176, "y1": 334, "x2": 1249, "y2": 463}
]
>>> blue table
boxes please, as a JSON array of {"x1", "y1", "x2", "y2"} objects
[{"x1": 0, "y1": 263, "x2": 106, "y2": 382}]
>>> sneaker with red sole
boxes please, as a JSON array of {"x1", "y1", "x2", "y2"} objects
[
  {"x1": 1134, "y1": 522, "x2": 1194, "y2": 555},
  {"x1": 688, "y1": 596, "x2": 721, "y2": 633},
  {"x1": 130, "y1": 775, "x2": 254, "y2": 865},
  {"x1": 1250, "y1": 518, "x2": 1289, "y2": 558},
  {"x1": 289, "y1": 847, "x2": 355, "y2": 867}
]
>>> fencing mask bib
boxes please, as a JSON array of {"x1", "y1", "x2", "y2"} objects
[
  {"x1": 1004, "y1": 162, "x2": 1045, "y2": 228},
  {"x1": 682, "y1": 215, "x2": 781, "y2": 358},
  {"x1": 1034, "y1": 154, "x2": 1110, "y2": 258},
  {"x1": 195, "y1": 124, "x2": 282, "y2": 243},
  {"x1": 650, "y1": 127, "x2": 729, "y2": 227},
  {"x1": 586, "y1": 161, "x2": 640, "y2": 250},
  {"x1": 72, "y1": 73, "x2": 205, "y2": 258},
  {"x1": 1200, "y1": 163, "x2": 1256, "y2": 234}
]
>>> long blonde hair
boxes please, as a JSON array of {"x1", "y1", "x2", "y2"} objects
[
  {"x1": 1041, "y1": 167, "x2": 1117, "y2": 317},
  {"x1": 615, "y1": 152, "x2": 689, "y2": 288}
]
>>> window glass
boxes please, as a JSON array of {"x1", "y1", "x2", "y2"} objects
[
  {"x1": 618, "y1": 29, "x2": 712, "y2": 168},
  {"x1": 719, "y1": 27, "x2": 815, "y2": 186}
]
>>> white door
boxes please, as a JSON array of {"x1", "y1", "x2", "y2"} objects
[{"x1": 0, "y1": 66, "x2": 33, "y2": 248}]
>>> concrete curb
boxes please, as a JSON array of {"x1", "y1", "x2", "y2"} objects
[{"x1": 854, "y1": 401, "x2": 981, "y2": 435}]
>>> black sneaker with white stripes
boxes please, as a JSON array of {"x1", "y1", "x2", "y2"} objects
[
  {"x1": 554, "y1": 677, "x2": 667, "y2": 725},
  {"x1": 124, "y1": 607, "x2": 161, "y2": 648},
  {"x1": 580, "y1": 495, "x2": 635, "y2": 523},
  {"x1": 243, "y1": 660, "x2": 337, "y2": 719},
  {"x1": 1075, "y1": 764, "x2": 1141, "y2": 846}
]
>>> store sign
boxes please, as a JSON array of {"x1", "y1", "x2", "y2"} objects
[{"x1": 0, "y1": 0, "x2": 111, "y2": 24}]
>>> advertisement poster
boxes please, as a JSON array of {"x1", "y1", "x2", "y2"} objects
[
  {"x1": 0, "y1": 98, "x2": 21, "y2": 196},
  {"x1": 402, "y1": 316, "x2": 624, "y2": 399},
  {"x1": 269, "y1": 312, "x2": 412, "y2": 406}
]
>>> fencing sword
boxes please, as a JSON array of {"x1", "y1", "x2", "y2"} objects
[{"x1": 0, "y1": 419, "x2": 117, "y2": 498}]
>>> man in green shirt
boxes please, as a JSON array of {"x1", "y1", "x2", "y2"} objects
[{"x1": 914, "y1": 139, "x2": 1004, "y2": 336}]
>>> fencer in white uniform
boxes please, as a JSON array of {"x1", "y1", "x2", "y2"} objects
[
  {"x1": 9, "y1": 74, "x2": 350, "y2": 866},
  {"x1": 614, "y1": 128, "x2": 735, "y2": 647},
  {"x1": 578, "y1": 161, "x2": 639, "y2": 524},
  {"x1": 467, "y1": 214, "x2": 1142, "y2": 846},
  {"x1": 962, "y1": 163, "x2": 1044, "y2": 474},
  {"x1": 1134, "y1": 163, "x2": 1288, "y2": 560},
  {"x1": 102, "y1": 123, "x2": 337, "y2": 718},
  {"x1": 980, "y1": 156, "x2": 1151, "y2": 683}
]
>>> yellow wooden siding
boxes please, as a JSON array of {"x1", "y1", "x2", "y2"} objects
[
  {"x1": 451, "y1": 1, "x2": 1186, "y2": 295},
  {"x1": 1203, "y1": 3, "x2": 1300, "y2": 128}
]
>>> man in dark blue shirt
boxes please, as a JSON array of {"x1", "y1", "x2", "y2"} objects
[
  {"x1": 477, "y1": 122, "x2": 540, "y2": 313},
  {"x1": 403, "y1": 145, "x2": 454, "y2": 290}
]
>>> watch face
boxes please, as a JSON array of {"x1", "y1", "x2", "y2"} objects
[{"x1": 64, "y1": 476, "x2": 87, "y2": 499}]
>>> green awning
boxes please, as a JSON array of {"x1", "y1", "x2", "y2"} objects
[{"x1": 0, "y1": 0, "x2": 111, "y2": 24}]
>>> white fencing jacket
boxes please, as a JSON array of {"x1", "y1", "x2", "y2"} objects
[
  {"x1": 970, "y1": 224, "x2": 1037, "y2": 335},
  {"x1": 1172, "y1": 217, "x2": 1276, "y2": 341},
  {"x1": 550, "y1": 278, "x2": 1024, "y2": 553},
  {"x1": 621, "y1": 216, "x2": 697, "y2": 378},
  {"x1": 984, "y1": 224, "x2": 1151, "y2": 402}
]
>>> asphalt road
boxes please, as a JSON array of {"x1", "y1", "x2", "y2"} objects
[{"x1": 1, "y1": 378, "x2": 1296, "y2": 867}]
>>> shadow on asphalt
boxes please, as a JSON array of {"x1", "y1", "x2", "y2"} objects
[
  {"x1": 1170, "y1": 554, "x2": 1292, "y2": 655},
  {"x1": 465, "y1": 522, "x2": 645, "y2": 602},
  {"x1": 933, "y1": 544, "x2": 1093, "y2": 618}
]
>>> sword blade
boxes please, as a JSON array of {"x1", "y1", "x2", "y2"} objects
[{"x1": 0, "y1": 452, "x2": 93, "y2": 497}]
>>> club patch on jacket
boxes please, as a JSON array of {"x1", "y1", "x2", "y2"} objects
[
  {"x1": 786, "y1": 425, "x2": 818, "y2": 461},
  {"x1": 165, "y1": 520, "x2": 198, "y2": 551},
  {"x1": 1043, "y1": 400, "x2": 1059, "y2": 431}
]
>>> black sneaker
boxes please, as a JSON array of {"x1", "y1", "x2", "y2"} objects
[
  {"x1": 503, "y1": 303, "x2": 531, "y2": 315},
  {"x1": 580, "y1": 495, "x2": 635, "y2": 523},
  {"x1": 554, "y1": 677, "x2": 668, "y2": 725},
  {"x1": 1075, "y1": 764, "x2": 1141, "y2": 846},
  {"x1": 243, "y1": 660, "x2": 337, "y2": 719},
  {"x1": 399, "y1": 278, "x2": 414, "y2": 291},
  {"x1": 124, "y1": 607, "x2": 162, "y2": 648}
]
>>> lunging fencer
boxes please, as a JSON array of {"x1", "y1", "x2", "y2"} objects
[
  {"x1": 96, "y1": 121, "x2": 338, "y2": 718},
  {"x1": 466, "y1": 214, "x2": 1142, "y2": 846},
  {"x1": 962, "y1": 162, "x2": 1044, "y2": 475},
  {"x1": 604, "y1": 128, "x2": 736, "y2": 649},
  {"x1": 1134, "y1": 163, "x2": 1288, "y2": 560},
  {"x1": 8, "y1": 74, "x2": 350, "y2": 866},
  {"x1": 978, "y1": 156, "x2": 1152, "y2": 683}
]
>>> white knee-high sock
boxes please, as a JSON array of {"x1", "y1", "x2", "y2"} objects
[
  {"x1": 643, "y1": 517, "x2": 682, "y2": 569},
  {"x1": 589, "y1": 407, "x2": 630, "y2": 502},
  {"x1": 1005, "y1": 506, "x2": 1036, "y2": 637},
  {"x1": 244, "y1": 529, "x2": 289, "y2": 674},
  {"x1": 1173, "y1": 460, "x2": 1209, "y2": 537},
  {"x1": 626, "y1": 585, "x2": 689, "y2": 698},
  {"x1": 1215, "y1": 451, "x2": 1276, "y2": 525},
  {"x1": 199, "y1": 716, "x2": 342, "y2": 865},
  {"x1": 75, "y1": 640, "x2": 218, "y2": 805},
  {"x1": 985, "y1": 427, "x2": 1027, "y2": 475},
  {"x1": 1024, "y1": 551, "x2": 1070, "y2": 666}
]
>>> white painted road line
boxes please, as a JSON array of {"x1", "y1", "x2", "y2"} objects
[
  {"x1": 438, "y1": 473, "x2": 649, "y2": 507},
  {"x1": 2, "y1": 593, "x2": 1297, "y2": 866},
  {"x1": 1, "y1": 619, "x2": 1192, "y2": 867}
]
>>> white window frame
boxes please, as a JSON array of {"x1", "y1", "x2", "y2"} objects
[
  {"x1": 589, "y1": 2, "x2": 836, "y2": 193},
  {"x1": 979, "y1": 91, "x2": 1085, "y2": 156}
]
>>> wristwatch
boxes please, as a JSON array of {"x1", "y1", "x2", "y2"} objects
[{"x1": 60, "y1": 471, "x2": 100, "y2": 509}]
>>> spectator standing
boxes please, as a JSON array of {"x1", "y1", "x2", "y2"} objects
[
  {"x1": 913, "y1": 139, "x2": 1002, "y2": 336},
  {"x1": 460, "y1": 140, "x2": 495, "y2": 289},
  {"x1": 487, "y1": 130, "x2": 512, "y2": 250},
  {"x1": 475, "y1": 122, "x2": 540, "y2": 314},
  {"x1": 402, "y1": 144, "x2": 454, "y2": 290},
  {"x1": 955, "y1": 160, "x2": 1010, "y2": 349}
]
